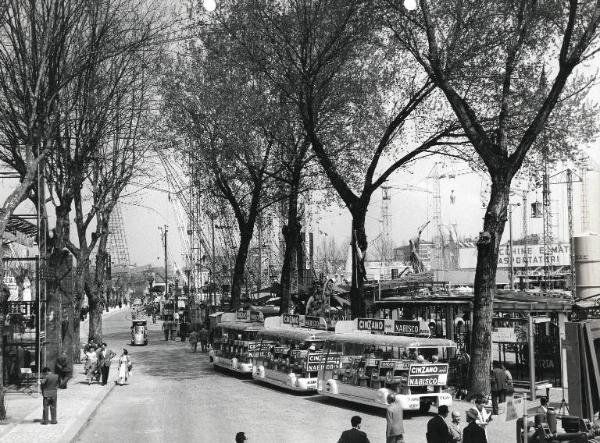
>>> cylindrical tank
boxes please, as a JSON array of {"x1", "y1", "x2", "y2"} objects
[{"x1": 574, "y1": 234, "x2": 600, "y2": 299}]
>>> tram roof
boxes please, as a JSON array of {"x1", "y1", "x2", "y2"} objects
[
  {"x1": 217, "y1": 321, "x2": 263, "y2": 332},
  {"x1": 325, "y1": 332, "x2": 456, "y2": 348},
  {"x1": 259, "y1": 327, "x2": 329, "y2": 341}
]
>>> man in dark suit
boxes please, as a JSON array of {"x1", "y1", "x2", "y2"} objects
[
  {"x1": 338, "y1": 415, "x2": 370, "y2": 443},
  {"x1": 40, "y1": 367, "x2": 59, "y2": 425},
  {"x1": 490, "y1": 360, "x2": 507, "y2": 415},
  {"x1": 463, "y1": 408, "x2": 487, "y2": 443},
  {"x1": 98, "y1": 343, "x2": 116, "y2": 386},
  {"x1": 427, "y1": 405, "x2": 450, "y2": 442}
]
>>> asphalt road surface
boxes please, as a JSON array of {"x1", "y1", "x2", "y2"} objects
[{"x1": 76, "y1": 309, "x2": 515, "y2": 443}]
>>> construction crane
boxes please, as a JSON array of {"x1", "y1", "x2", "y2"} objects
[
  {"x1": 550, "y1": 169, "x2": 582, "y2": 297},
  {"x1": 427, "y1": 163, "x2": 474, "y2": 270}
]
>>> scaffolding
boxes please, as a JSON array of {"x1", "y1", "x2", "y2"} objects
[{"x1": 106, "y1": 203, "x2": 131, "y2": 272}]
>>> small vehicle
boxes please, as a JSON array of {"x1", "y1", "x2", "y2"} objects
[
  {"x1": 130, "y1": 320, "x2": 148, "y2": 345},
  {"x1": 317, "y1": 318, "x2": 456, "y2": 413},
  {"x1": 209, "y1": 311, "x2": 264, "y2": 374},
  {"x1": 251, "y1": 315, "x2": 332, "y2": 392}
]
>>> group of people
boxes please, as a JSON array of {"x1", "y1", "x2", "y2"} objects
[
  {"x1": 336, "y1": 393, "x2": 498, "y2": 443},
  {"x1": 188, "y1": 327, "x2": 209, "y2": 352},
  {"x1": 82, "y1": 341, "x2": 132, "y2": 386},
  {"x1": 426, "y1": 397, "x2": 491, "y2": 443}
]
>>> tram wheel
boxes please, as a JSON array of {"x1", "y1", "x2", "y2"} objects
[{"x1": 419, "y1": 401, "x2": 431, "y2": 414}]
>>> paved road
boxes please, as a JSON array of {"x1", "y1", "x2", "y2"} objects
[{"x1": 76, "y1": 310, "x2": 519, "y2": 443}]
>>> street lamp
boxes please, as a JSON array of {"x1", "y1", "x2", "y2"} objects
[
  {"x1": 203, "y1": 0, "x2": 216, "y2": 12},
  {"x1": 404, "y1": 0, "x2": 418, "y2": 11}
]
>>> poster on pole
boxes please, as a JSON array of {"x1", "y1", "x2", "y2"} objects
[{"x1": 505, "y1": 396, "x2": 524, "y2": 421}]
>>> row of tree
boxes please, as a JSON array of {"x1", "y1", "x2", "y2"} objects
[
  {"x1": 161, "y1": 0, "x2": 600, "y2": 396},
  {"x1": 0, "y1": 0, "x2": 167, "y2": 378}
]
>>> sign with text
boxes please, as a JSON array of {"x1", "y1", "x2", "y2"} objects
[
  {"x1": 306, "y1": 353, "x2": 341, "y2": 372},
  {"x1": 236, "y1": 310, "x2": 249, "y2": 321},
  {"x1": 304, "y1": 316, "x2": 326, "y2": 330},
  {"x1": 505, "y1": 396, "x2": 524, "y2": 421},
  {"x1": 492, "y1": 327, "x2": 518, "y2": 343},
  {"x1": 357, "y1": 318, "x2": 385, "y2": 333},
  {"x1": 393, "y1": 320, "x2": 420, "y2": 335},
  {"x1": 282, "y1": 314, "x2": 300, "y2": 326},
  {"x1": 459, "y1": 243, "x2": 570, "y2": 269},
  {"x1": 407, "y1": 364, "x2": 449, "y2": 386}
]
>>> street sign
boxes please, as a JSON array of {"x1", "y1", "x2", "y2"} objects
[
  {"x1": 492, "y1": 327, "x2": 517, "y2": 343},
  {"x1": 357, "y1": 318, "x2": 385, "y2": 332}
]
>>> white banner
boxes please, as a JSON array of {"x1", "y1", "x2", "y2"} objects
[{"x1": 459, "y1": 243, "x2": 570, "y2": 269}]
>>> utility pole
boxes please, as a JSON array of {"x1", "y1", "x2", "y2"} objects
[
  {"x1": 160, "y1": 225, "x2": 170, "y2": 319},
  {"x1": 211, "y1": 215, "x2": 216, "y2": 307},
  {"x1": 257, "y1": 215, "x2": 262, "y2": 296}
]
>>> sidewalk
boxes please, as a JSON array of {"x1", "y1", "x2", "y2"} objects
[{"x1": 0, "y1": 306, "x2": 126, "y2": 443}]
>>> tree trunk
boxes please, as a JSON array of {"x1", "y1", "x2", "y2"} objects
[
  {"x1": 72, "y1": 260, "x2": 90, "y2": 362},
  {"x1": 46, "y1": 205, "x2": 74, "y2": 366},
  {"x1": 350, "y1": 209, "x2": 368, "y2": 319},
  {"x1": 231, "y1": 228, "x2": 254, "y2": 311},
  {"x1": 280, "y1": 187, "x2": 301, "y2": 315},
  {"x1": 89, "y1": 221, "x2": 110, "y2": 344},
  {"x1": 469, "y1": 176, "x2": 511, "y2": 397}
]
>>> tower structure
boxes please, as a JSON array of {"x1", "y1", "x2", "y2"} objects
[
  {"x1": 380, "y1": 185, "x2": 392, "y2": 265},
  {"x1": 542, "y1": 145, "x2": 554, "y2": 289},
  {"x1": 107, "y1": 203, "x2": 131, "y2": 272}
]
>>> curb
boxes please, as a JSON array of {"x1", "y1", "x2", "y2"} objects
[{"x1": 63, "y1": 381, "x2": 116, "y2": 443}]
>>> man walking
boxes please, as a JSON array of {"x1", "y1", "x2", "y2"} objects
[
  {"x1": 189, "y1": 329, "x2": 198, "y2": 352},
  {"x1": 386, "y1": 394, "x2": 404, "y2": 443},
  {"x1": 449, "y1": 410, "x2": 462, "y2": 442},
  {"x1": 427, "y1": 405, "x2": 450, "y2": 443},
  {"x1": 338, "y1": 415, "x2": 370, "y2": 443},
  {"x1": 163, "y1": 321, "x2": 170, "y2": 341},
  {"x1": 491, "y1": 360, "x2": 507, "y2": 415},
  {"x1": 54, "y1": 351, "x2": 72, "y2": 389},
  {"x1": 199, "y1": 326, "x2": 209, "y2": 352},
  {"x1": 40, "y1": 367, "x2": 59, "y2": 425},
  {"x1": 99, "y1": 343, "x2": 116, "y2": 386}
]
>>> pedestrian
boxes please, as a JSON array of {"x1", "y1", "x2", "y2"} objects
[
  {"x1": 162, "y1": 321, "x2": 170, "y2": 341},
  {"x1": 337, "y1": 415, "x2": 370, "y2": 443},
  {"x1": 116, "y1": 349, "x2": 131, "y2": 386},
  {"x1": 457, "y1": 352, "x2": 470, "y2": 400},
  {"x1": 472, "y1": 395, "x2": 492, "y2": 436},
  {"x1": 426, "y1": 404, "x2": 450, "y2": 443},
  {"x1": 99, "y1": 342, "x2": 116, "y2": 386},
  {"x1": 170, "y1": 320, "x2": 178, "y2": 341},
  {"x1": 504, "y1": 365, "x2": 514, "y2": 397},
  {"x1": 449, "y1": 410, "x2": 462, "y2": 442},
  {"x1": 180, "y1": 321, "x2": 188, "y2": 342},
  {"x1": 235, "y1": 431, "x2": 247, "y2": 442},
  {"x1": 386, "y1": 393, "x2": 404, "y2": 443},
  {"x1": 463, "y1": 409, "x2": 487, "y2": 443},
  {"x1": 199, "y1": 326, "x2": 209, "y2": 352},
  {"x1": 189, "y1": 329, "x2": 198, "y2": 352},
  {"x1": 490, "y1": 360, "x2": 507, "y2": 414},
  {"x1": 40, "y1": 367, "x2": 59, "y2": 425},
  {"x1": 54, "y1": 351, "x2": 72, "y2": 389},
  {"x1": 84, "y1": 345, "x2": 99, "y2": 385}
]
